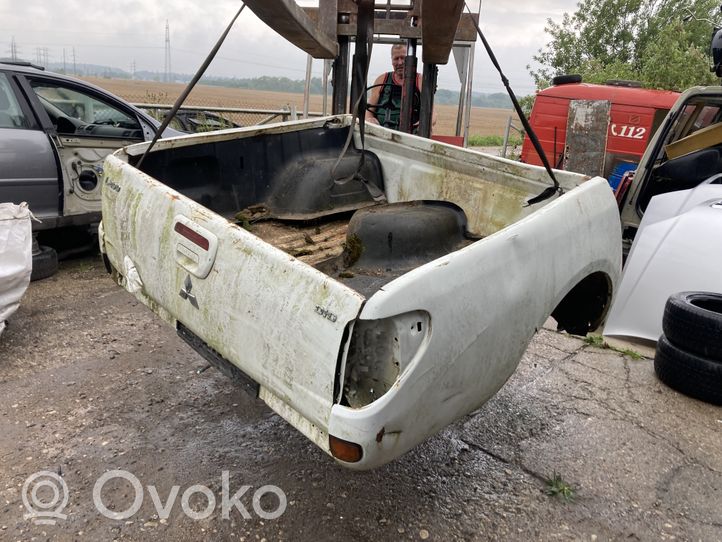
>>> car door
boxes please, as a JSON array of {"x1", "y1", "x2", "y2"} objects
[
  {"x1": 0, "y1": 71, "x2": 59, "y2": 220},
  {"x1": 17, "y1": 74, "x2": 148, "y2": 220},
  {"x1": 621, "y1": 89, "x2": 722, "y2": 235}
]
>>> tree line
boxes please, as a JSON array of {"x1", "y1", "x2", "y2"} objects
[
  {"x1": 530, "y1": 0, "x2": 720, "y2": 91},
  {"x1": 197, "y1": 75, "x2": 513, "y2": 108}
]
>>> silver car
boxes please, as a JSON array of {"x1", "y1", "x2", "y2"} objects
[{"x1": 0, "y1": 61, "x2": 180, "y2": 279}]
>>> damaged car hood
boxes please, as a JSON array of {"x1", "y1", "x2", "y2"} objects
[{"x1": 604, "y1": 176, "x2": 722, "y2": 342}]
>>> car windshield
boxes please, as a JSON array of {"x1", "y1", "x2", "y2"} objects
[
  {"x1": 30, "y1": 80, "x2": 141, "y2": 131},
  {"x1": 667, "y1": 100, "x2": 722, "y2": 145}
]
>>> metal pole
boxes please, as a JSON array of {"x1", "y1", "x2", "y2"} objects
[
  {"x1": 350, "y1": 0, "x2": 374, "y2": 118},
  {"x1": 303, "y1": 54, "x2": 313, "y2": 119},
  {"x1": 399, "y1": 38, "x2": 418, "y2": 133},
  {"x1": 322, "y1": 59, "x2": 331, "y2": 115},
  {"x1": 418, "y1": 63, "x2": 437, "y2": 138},
  {"x1": 455, "y1": 47, "x2": 469, "y2": 137},
  {"x1": 502, "y1": 115, "x2": 512, "y2": 158},
  {"x1": 332, "y1": 36, "x2": 350, "y2": 114},
  {"x1": 462, "y1": 42, "x2": 476, "y2": 147}
]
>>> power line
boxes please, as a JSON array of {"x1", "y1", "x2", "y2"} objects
[
  {"x1": 9, "y1": 36, "x2": 18, "y2": 61},
  {"x1": 164, "y1": 20, "x2": 171, "y2": 82}
]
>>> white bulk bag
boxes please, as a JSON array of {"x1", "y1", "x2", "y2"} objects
[{"x1": 0, "y1": 202, "x2": 32, "y2": 338}]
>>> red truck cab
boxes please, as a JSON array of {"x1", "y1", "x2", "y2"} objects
[{"x1": 521, "y1": 77, "x2": 680, "y2": 188}]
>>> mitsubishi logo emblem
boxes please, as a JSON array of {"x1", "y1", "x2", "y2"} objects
[{"x1": 179, "y1": 275, "x2": 199, "y2": 309}]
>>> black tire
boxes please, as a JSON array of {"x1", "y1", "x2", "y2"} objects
[
  {"x1": 551, "y1": 74, "x2": 582, "y2": 86},
  {"x1": 654, "y1": 334, "x2": 722, "y2": 405},
  {"x1": 663, "y1": 291, "x2": 722, "y2": 362},
  {"x1": 31, "y1": 245, "x2": 58, "y2": 281}
]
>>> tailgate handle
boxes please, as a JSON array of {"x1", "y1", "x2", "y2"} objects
[{"x1": 172, "y1": 215, "x2": 218, "y2": 279}]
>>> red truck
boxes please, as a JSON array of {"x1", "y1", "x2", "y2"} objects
[{"x1": 520, "y1": 77, "x2": 680, "y2": 188}]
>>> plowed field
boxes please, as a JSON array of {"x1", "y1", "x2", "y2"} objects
[{"x1": 83, "y1": 77, "x2": 518, "y2": 137}]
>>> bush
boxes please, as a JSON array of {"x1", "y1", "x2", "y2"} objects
[{"x1": 468, "y1": 134, "x2": 523, "y2": 147}]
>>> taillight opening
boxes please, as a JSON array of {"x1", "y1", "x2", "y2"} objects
[{"x1": 341, "y1": 310, "x2": 430, "y2": 408}]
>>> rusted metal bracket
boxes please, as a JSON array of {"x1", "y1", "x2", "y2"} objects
[
  {"x1": 244, "y1": 0, "x2": 339, "y2": 58},
  {"x1": 303, "y1": 1, "x2": 478, "y2": 61},
  {"x1": 421, "y1": 0, "x2": 465, "y2": 64}
]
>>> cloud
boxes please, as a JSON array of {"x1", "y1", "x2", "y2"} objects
[{"x1": 0, "y1": 0, "x2": 578, "y2": 90}]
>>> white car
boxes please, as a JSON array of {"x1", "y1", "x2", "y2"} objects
[{"x1": 607, "y1": 86, "x2": 722, "y2": 341}]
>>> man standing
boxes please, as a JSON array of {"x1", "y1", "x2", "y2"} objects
[{"x1": 366, "y1": 43, "x2": 432, "y2": 132}]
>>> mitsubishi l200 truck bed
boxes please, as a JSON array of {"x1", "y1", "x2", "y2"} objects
[{"x1": 99, "y1": 116, "x2": 621, "y2": 469}]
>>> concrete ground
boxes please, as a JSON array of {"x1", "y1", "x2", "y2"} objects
[{"x1": 1, "y1": 256, "x2": 720, "y2": 541}]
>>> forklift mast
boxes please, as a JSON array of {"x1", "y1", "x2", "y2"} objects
[{"x1": 243, "y1": 0, "x2": 478, "y2": 138}]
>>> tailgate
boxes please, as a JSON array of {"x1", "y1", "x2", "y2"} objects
[{"x1": 100, "y1": 153, "x2": 365, "y2": 440}]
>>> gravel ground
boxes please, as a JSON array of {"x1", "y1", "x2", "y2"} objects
[{"x1": 1, "y1": 256, "x2": 721, "y2": 541}]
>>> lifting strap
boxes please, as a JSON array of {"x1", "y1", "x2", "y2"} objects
[{"x1": 465, "y1": 3, "x2": 561, "y2": 206}]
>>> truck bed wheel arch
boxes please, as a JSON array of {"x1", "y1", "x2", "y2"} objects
[{"x1": 551, "y1": 271, "x2": 613, "y2": 336}]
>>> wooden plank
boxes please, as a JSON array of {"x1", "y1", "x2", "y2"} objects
[
  {"x1": 251, "y1": 219, "x2": 349, "y2": 267},
  {"x1": 421, "y1": 0, "x2": 465, "y2": 64},
  {"x1": 244, "y1": 0, "x2": 338, "y2": 58}
]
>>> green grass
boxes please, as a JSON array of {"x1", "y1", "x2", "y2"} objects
[
  {"x1": 468, "y1": 134, "x2": 523, "y2": 147},
  {"x1": 618, "y1": 348, "x2": 644, "y2": 360},
  {"x1": 583, "y1": 334, "x2": 606, "y2": 348},
  {"x1": 583, "y1": 334, "x2": 644, "y2": 359},
  {"x1": 546, "y1": 472, "x2": 576, "y2": 502}
]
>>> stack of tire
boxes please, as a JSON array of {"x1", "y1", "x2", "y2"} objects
[{"x1": 655, "y1": 292, "x2": 722, "y2": 405}]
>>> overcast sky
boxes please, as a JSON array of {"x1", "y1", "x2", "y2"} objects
[{"x1": 0, "y1": 0, "x2": 580, "y2": 95}]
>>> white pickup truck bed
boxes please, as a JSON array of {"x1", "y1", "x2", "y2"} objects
[{"x1": 99, "y1": 116, "x2": 621, "y2": 469}]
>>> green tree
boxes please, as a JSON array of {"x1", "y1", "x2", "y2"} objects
[{"x1": 529, "y1": 0, "x2": 719, "y2": 90}]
